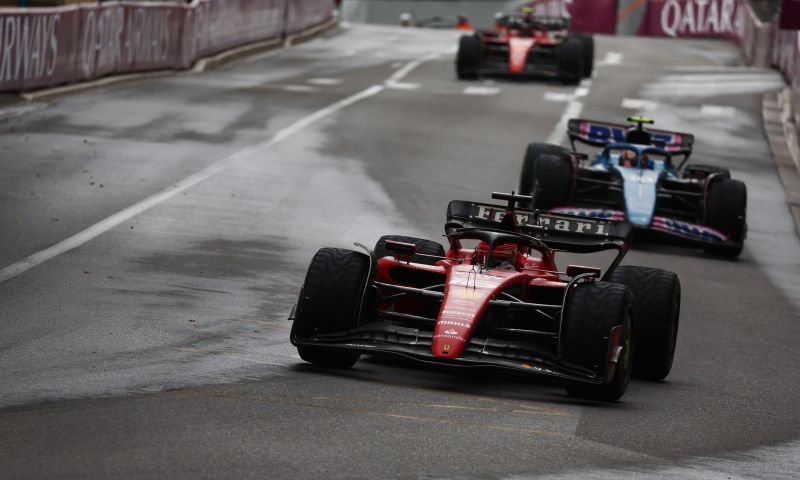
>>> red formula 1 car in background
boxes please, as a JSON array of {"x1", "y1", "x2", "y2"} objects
[
  {"x1": 456, "y1": 10, "x2": 594, "y2": 84},
  {"x1": 290, "y1": 192, "x2": 681, "y2": 401}
]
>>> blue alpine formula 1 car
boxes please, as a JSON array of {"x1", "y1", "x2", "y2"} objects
[{"x1": 519, "y1": 117, "x2": 747, "y2": 257}]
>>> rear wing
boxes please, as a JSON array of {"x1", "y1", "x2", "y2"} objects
[
  {"x1": 446, "y1": 200, "x2": 631, "y2": 254},
  {"x1": 567, "y1": 119, "x2": 694, "y2": 155}
]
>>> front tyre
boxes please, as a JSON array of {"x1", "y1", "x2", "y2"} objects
[
  {"x1": 607, "y1": 266, "x2": 681, "y2": 380},
  {"x1": 456, "y1": 35, "x2": 482, "y2": 80},
  {"x1": 563, "y1": 282, "x2": 633, "y2": 401},
  {"x1": 521, "y1": 151, "x2": 573, "y2": 210},
  {"x1": 291, "y1": 248, "x2": 370, "y2": 368}
]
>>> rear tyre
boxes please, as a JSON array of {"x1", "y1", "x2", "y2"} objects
[
  {"x1": 563, "y1": 282, "x2": 633, "y2": 402},
  {"x1": 291, "y1": 248, "x2": 370, "y2": 368},
  {"x1": 558, "y1": 37, "x2": 584, "y2": 85},
  {"x1": 456, "y1": 35, "x2": 482, "y2": 79},
  {"x1": 571, "y1": 33, "x2": 594, "y2": 78},
  {"x1": 607, "y1": 266, "x2": 681, "y2": 380},
  {"x1": 374, "y1": 235, "x2": 445, "y2": 265},
  {"x1": 703, "y1": 178, "x2": 747, "y2": 257},
  {"x1": 683, "y1": 164, "x2": 731, "y2": 180}
]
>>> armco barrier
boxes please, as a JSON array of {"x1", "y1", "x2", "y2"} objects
[
  {"x1": 0, "y1": 0, "x2": 335, "y2": 93},
  {"x1": 773, "y1": 26, "x2": 800, "y2": 128}
]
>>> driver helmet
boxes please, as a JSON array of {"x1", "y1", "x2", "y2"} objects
[
  {"x1": 476, "y1": 242, "x2": 519, "y2": 269},
  {"x1": 621, "y1": 150, "x2": 637, "y2": 167}
]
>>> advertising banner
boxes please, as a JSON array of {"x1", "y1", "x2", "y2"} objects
[
  {"x1": 637, "y1": 0, "x2": 745, "y2": 38},
  {"x1": 0, "y1": 0, "x2": 335, "y2": 92}
]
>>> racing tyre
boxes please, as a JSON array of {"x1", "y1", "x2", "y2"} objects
[
  {"x1": 571, "y1": 33, "x2": 594, "y2": 78},
  {"x1": 456, "y1": 35, "x2": 482, "y2": 80},
  {"x1": 563, "y1": 282, "x2": 633, "y2": 401},
  {"x1": 523, "y1": 153, "x2": 573, "y2": 210},
  {"x1": 375, "y1": 235, "x2": 445, "y2": 265},
  {"x1": 519, "y1": 142, "x2": 571, "y2": 196},
  {"x1": 683, "y1": 164, "x2": 730, "y2": 181},
  {"x1": 558, "y1": 37, "x2": 584, "y2": 85},
  {"x1": 607, "y1": 266, "x2": 680, "y2": 380},
  {"x1": 291, "y1": 248, "x2": 369, "y2": 368},
  {"x1": 703, "y1": 178, "x2": 747, "y2": 257}
]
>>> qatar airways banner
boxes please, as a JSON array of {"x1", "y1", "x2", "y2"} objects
[
  {"x1": 525, "y1": 0, "x2": 618, "y2": 34},
  {"x1": 637, "y1": 0, "x2": 745, "y2": 38},
  {"x1": 0, "y1": 0, "x2": 334, "y2": 92}
]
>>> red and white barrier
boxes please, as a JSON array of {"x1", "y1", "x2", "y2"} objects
[{"x1": 0, "y1": 0, "x2": 335, "y2": 92}]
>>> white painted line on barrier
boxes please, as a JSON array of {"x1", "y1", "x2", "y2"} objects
[
  {"x1": 700, "y1": 105, "x2": 737, "y2": 117},
  {"x1": 622, "y1": 98, "x2": 659, "y2": 111},
  {"x1": 597, "y1": 52, "x2": 623, "y2": 66},
  {"x1": 463, "y1": 86, "x2": 500, "y2": 96},
  {"x1": 307, "y1": 78, "x2": 343, "y2": 86},
  {"x1": 0, "y1": 51, "x2": 446, "y2": 284},
  {"x1": 0, "y1": 83, "x2": 385, "y2": 284}
]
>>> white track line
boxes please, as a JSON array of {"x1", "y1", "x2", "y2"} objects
[
  {"x1": 0, "y1": 84, "x2": 380, "y2": 284},
  {"x1": 546, "y1": 101, "x2": 584, "y2": 145},
  {"x1": 307, "y1": 78, "x2": 343, "y2": 86},
  {"x1": 463, "y1": 86, "x2": 500, "y2": 96},
  {"x1": 700, "y1": 104, "x2": 737, "y2": 117},
  {"x1": 0, "y1": 53, "x2": 441, "y2": 284},
  {"x1": 545, "y1": 80, "x2": 592, "y2": 145},
  {"x1": 597, "y1": 52, "x2": 623, "y2": 66},
  {"x1": 385, "y1": 52, "x2": 438, "y2": 90},
  {"x1": 622, "y1": 98, "x2": 659, "y2": 111}
]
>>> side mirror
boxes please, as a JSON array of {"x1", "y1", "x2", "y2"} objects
[
  {"x1": 566, "y1": 265, "x2": 601, "y2": 278},
  {"x1": 384, "y1": 240, "x2": 416, "y2": 256}
]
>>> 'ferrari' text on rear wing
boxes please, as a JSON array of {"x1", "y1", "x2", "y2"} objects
[{"x1": 447, "y1": 200, "x2": 632, "y2": 250}]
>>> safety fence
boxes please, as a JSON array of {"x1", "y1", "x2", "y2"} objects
[
  {"x1": 773, "y1": 24, "x2": 800, "y2": 128},
  {"x1": 0, "y1": 0, "x2": 336, "y2": 92}
]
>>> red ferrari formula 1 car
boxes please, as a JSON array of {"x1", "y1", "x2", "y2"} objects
[
  {"x1": 290, "y1": 193, "x2": 681, "y2": 401},
  {"x1": 456, "y1": 12, "x2": 593, "y2": 84}
]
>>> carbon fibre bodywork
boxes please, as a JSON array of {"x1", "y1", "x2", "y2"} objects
[
  {"x1": 552, "y1": 119, "x2": 746, "y2": 251},
  {"x1": 290, "y1": 195, "x2": 633, "y2": 386}
]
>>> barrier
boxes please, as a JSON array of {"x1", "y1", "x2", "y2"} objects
[
  {"x1": 635, "y1": 0, "x2": 745, "y2": 38},
  {"x1": 0, "y1": 0, "x2": 335, "y2": 92}
]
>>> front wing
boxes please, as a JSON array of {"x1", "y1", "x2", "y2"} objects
[
  {"x1": 290, "y1": 315, "x2": 607, "y2": 385},
  {"x1": 474, "y1": 61, "x2": 561, "y2": 78}
]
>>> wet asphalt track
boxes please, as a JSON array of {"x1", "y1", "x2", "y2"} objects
[{"x1": 1, "y1": 24, "x2": 799, "y2": 479}]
